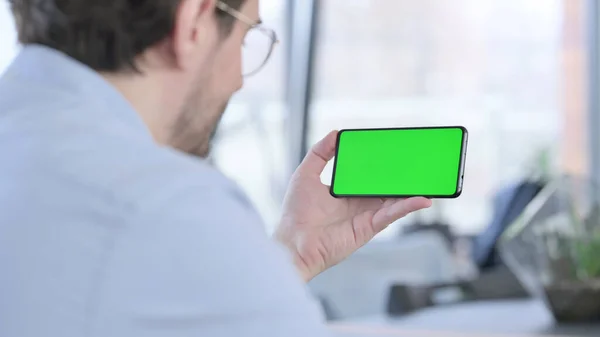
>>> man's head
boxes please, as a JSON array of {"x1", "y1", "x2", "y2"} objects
[{"x1": 10, "y1": 0, "x2": 267, "y2": 157}]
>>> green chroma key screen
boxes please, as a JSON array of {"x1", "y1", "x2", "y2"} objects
[{"x1": 330, "y1": 127, "x2": 467, "y2": 198}]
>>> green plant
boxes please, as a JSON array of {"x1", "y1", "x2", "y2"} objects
[
  {"x1": 573, "y1": 231, "x2": 600, "y2": 279},
  {"x1": 527, "y1": 146, "x2": 554, "y2": 183}
]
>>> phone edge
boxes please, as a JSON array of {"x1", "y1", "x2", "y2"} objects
[
  {"x1": 451, "y1": 126, "x2": 469, "y2": 198},
  {"x1": 329, "y1": 130, "x2": 344, "y2": 198}
]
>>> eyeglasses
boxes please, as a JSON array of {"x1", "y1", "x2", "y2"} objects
[{"x1": 216, "y1": 1, "x2": 279, "y2": 77}]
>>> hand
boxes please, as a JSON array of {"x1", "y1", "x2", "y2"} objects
[{"x1": 275, "y1": 130, "x2": 432, "y2": 282}]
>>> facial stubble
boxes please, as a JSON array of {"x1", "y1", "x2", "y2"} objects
[{"x1": 169, "y1": 77, "x2": 229, "y2": 158}]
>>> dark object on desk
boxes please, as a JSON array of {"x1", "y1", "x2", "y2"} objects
[
  {"x1": 387, "y1": 179, "x2": 544, "y2": 316},
  {"x1": 386, "y1": 263, "x2": 528, "y2": 315},
  {"x1": 545, "y1": 283, "x2": 600, "y2": 322},
  {"x1": 386, "y1": 282, "x2": 471, "y2": 315}
]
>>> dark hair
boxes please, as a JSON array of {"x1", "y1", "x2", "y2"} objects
[{"x1": 9, "y1": 0, "x2": 246, "y2": 72}]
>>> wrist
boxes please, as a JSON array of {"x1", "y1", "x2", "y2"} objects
[
  {"x1": 293, "y1": 253, "x2": 314, "y2": 283},
  {"x1": 274, "y1": 228, "x2": 314, "y2": 283}
]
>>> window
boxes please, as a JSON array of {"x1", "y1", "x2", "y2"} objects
[
  {"x1": 0, "y1": 2, "x2": 19, "y2": 74},
  {"x1": 309, "y1": 0, "x2": 584, "y2": 234},
  {"x1": 211, "y1": 1, "x2": 288, "y2": 233}
]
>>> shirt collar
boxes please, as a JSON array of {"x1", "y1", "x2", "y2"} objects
[{"x1": 6, "y1": 44, "x2": 153, "y2": 140}]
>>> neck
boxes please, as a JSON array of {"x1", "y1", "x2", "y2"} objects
[{"x1": 101, "y1": 72, "x2": 173, "y2": 145}]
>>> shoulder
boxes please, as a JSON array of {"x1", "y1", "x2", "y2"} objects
[
  {"x1": 124, "y1": 145, "x2": 259, "y2": 219},
  {"x1": 123, "y1": 144, "x2": 271, "y2": 247},
  {"x1": 92, "y1": 147, "x2": 329, "y2": 336}
]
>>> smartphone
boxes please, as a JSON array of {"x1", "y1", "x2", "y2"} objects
[{"x1": 330, "y1": 126, "x2": 468, "y2": 198}]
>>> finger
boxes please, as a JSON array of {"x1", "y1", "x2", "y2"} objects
[
  {"x1": 382, "y1": 198, "x2": 398, "y2": 208},
  {"x1": 296, "y1": 130, "x2": 339, "y2": 176},
  {"x1": 371, "y1": 197, "x2": 432, "y2": 231}
]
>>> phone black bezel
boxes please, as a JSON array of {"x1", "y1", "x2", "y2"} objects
[{"x1": 329, "y1": 126, "x2": 469, "y2": 199}]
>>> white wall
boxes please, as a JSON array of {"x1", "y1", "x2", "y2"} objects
[{"x1": 0, "y1": 2, "x2": 18, "y2": 74}]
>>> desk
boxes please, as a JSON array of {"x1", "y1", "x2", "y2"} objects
[{"x1": 329, "y1": 299, "x2": 600, "y2": 337}]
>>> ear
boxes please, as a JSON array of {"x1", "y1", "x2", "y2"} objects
[{"x1": 171, "y1": 0, "x2": 217, "y2": 70}]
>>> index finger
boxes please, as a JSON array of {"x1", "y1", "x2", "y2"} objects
[{"x1": 296, "y1": 130, "x2": 339, "y2": 176}]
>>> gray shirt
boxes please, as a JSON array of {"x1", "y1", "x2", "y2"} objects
[{"x1": 0, "y1": 45, "x2": 328, "y2": 337}]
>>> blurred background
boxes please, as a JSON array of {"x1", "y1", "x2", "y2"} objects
[{"x1": 2, "y1": 0, "x2": 600, "y2": 335}]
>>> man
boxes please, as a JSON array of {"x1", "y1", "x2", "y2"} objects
[{"x1": 0, "y1": 0, "x2": 431, "y2": 336}]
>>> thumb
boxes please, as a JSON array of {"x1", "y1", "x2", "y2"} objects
[{"x1": 296, "y1": 130, "x2": 338, "y2": 176}]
